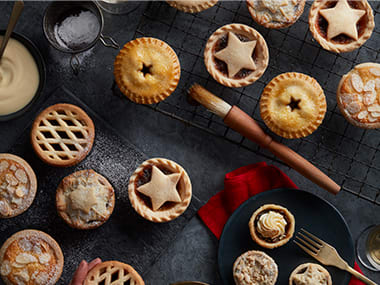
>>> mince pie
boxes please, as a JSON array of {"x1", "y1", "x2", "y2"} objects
[
  {"x1": 204, "y1": 24, "x2": 269, "y2": 88},
  {"x1": 0, "y1": 153, "x2": 37, "y2": 218},
  {"x1": 84, "y1": 261, "x2": 144, "y2": 285},
  {"x1": 56, "y1": 169, "x2": 115, "y2": 230},
  {"x1": 233, "y1": 250, "x2": 278, "y2": 285},
  {"x1": 0, "y1": 229, "x2": 64, "y2": 285},
  {"x1": 30, "y1": 103, "x2": 95, "y2": 167},
  {"x1": 260, "y1": 72, "x2": 326, "y2": 139},
  {"x1": 128, "y1": 158, "x2": 192, "y2": 223},
  {"x1": 166, "y1": 0, "x2": 218, "y2": 13},
  {"x1": 247, "y1": 0, "x2": 306, "y2": 29},
  {"x1": 309, "y1": 0, "x2": 374, "y2": 53},
  {"x1": 289, "y1": 263, "x2": 332, "y2": 285},
  {"x1": 249, "y1": 204, "x2": 295, "y2": 249},
  {"x1": 114, "y1": 37, "x2": 181, "y2": 104},
  {"x1": 337, "y1": 62, "x2": 380, "y2": 129}
]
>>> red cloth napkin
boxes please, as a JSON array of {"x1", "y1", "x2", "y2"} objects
[{"x1": 198, "y1": 162, "x2": 365, "y2": 285}]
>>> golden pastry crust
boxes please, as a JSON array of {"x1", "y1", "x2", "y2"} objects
[
  {"x1": 56, "y1": 169, "x2": 115, "y2": 230},
  {"x1": 114, "y1": 37, "x2": 181, "y2": 104},
  {"x1": 337, "y1": 63, "x2": 380, "y2": 129},
  {"x1": 30, "y1": 103, "x2": 95, "y2": 167},
  {"x1": 249, "y1": 204, "x2": 295, "y2": 249},
  {"x1": 84, "y1": 261, "x2": 144, "y2": 285},
  {"x1": 260, "y1": 72, "x2": 326, "y2": 139},
  {"x1": 247, "y1": 0, "x2": 306, "y2": 29},
  {"x1": 309, "y1": 0, "x2": 374, "y2": 53},
  {"x1": 0, "y1": 229, "x2": 64, "y2": 285},
  {"x1": 233, "y1": 250, "x2": 278, "y2": 285},
  {"x1": 204, "y1": 24, "x2": 269, "y2": 88},
  {"x1": 289, "y1": 263, "x2": 332, "y2": 285},
  {"x1": 128, "y1": 158, "x2": 192, "y2": 223},
  {"x1": 0, "y1": 153, "x2": 37, "y2": 218},
  {"x1": 166, "y1": 0, "x2": 218, "y2": 13}
]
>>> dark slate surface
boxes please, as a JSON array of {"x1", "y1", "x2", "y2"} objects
[{"x1": 0, "y1": 1, "x2": 379, "y2": 284}]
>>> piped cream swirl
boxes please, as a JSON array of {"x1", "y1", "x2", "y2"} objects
[{"x1": 257, "y1": 211, "x2": 287, "y2": 239}]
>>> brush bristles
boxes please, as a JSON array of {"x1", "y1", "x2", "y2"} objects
[{"x1": 188, "y1": 84, "x2": 231, "y2": 119}]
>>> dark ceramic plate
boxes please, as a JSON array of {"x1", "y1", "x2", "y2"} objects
[{"x1": 218, "y1": 188, "x2": 354, "y2": 285}]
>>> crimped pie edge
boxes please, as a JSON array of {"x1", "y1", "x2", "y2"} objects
[
  {"x1": 249, "y1": 204, "x2": 295, "y2": 249},
  {"x1": 56, "y1": 169, "x2": 116, "y2": 230},
  {"x1": 30, "y1": 103, "x2": 95, "y2": 167},
  {"x1": 289, "y1": 263, "x2": 332, "y2": 285},
  {"x1": 0, "y1": 153, "x2": 37, "y2": 219},
  {"x1": 114, "y1": 37, "x2": 181, "y2": 105},
  {"x1": 308, "y1": 0, "x2": 374, "y2": 53},
  {"x1": 246, "y1": 0, "x2": 306, "y2": 29},
  {"x1": 0, "y1": 229, "x2": 64, "y2": 285},
  {"x1": 128, "y1": 158, "x2": 192, "y2": 223},
  {"x1": 166, "y1": 0, "x2": 218, "y2": 13},
  {"x1": 84, "y1": 261, "x2": 144, "y2": 285},
  {"x1": 204, "y1": 23, "x2": 269, "y2": 88},
  {"x1": 337, "y1": 62, "x2": 380, "y2": 129},
  {"x1": 260, "y1": 72, "x2": 327, "y2": 139}
]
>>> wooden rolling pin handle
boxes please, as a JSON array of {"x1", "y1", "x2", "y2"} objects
[{"x1": 224, "y1": 106, "x2": 341, "y2": 195}]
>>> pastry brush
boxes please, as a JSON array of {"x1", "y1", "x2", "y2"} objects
[{"x1": 188, "y1": 84, "x2": 340, "y2": 195}]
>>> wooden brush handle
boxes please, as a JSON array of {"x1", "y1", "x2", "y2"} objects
[{"x1": 224, "y1": 106, "x2": 341, "y2": 195}]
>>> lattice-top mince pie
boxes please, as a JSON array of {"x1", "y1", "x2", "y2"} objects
[
  {"x1": 260, "y1": 72, "x2": 326, "y2": 139},
  {"x1": 289, "y1": 263, "x2": 332, "y2": 285},
  {"x1": 0, "y1": 229, "x2": 64, "y2": 285},
  {"x1": 247, "y1": 0, "x2": 306, "y2": 29},
  {"x1": 0, "y1": 153, "x2": 37, "y2": 218},
  {"x1": 337, "y1": 62, "x2": 380, "y2": 129},
  {"x1": 84, "y1": 261, "x2": 144, "y2": 285},
  {"x1": 249, "y1": 204, "x2": 295, "y2": 249},
  {"x1": 30, "y1": 103, "x2": 95, "y2": 167},
  {"x1": 233, "y1": 250, "x2": 278, "y2": 285},
  {"x1": 114, "y1": 37, "x2": 181, "y2": 104},
  {"x1": 204, "y1": 24, "x2": 269, "y2": 88},
  {"x1": 166, "y1": 0, "x2": 218, "y2": 13},
  {"x1": 309, "y1": 0, "x2": 374, "y2": 53},
  {"x1": 128, "y1": 158, "x2": 192, "y2": 223},
  {"x1": 56, "y1": 169, "x2": 115, "y2": 230}
]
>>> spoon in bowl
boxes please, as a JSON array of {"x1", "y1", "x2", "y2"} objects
[{"x1": 0, "y1": 1, "x2": 24, "y2": 60}]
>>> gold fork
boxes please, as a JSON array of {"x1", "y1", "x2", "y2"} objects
[{"x1": 294, "y1": 228, "x2": 378, "y2": 285}]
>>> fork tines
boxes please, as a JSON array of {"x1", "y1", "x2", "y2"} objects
[{"x1": 294, "y1": 228, "x2": 324, "y2": 256}]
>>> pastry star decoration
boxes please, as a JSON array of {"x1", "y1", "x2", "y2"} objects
[
  {"x1": 293, "y1": 266, "x2": 327, "y2": 283},
  {"x1": 137, "y1": 166, "x2": 182, "y2": 211},
  {"x1": 319, "y1": 0, "x2": 366, "y2": 40},
  {"x1": 215, "y1": 32, "x2": 257, "y2": 78},
  {"x1": 69, "y1": 186, "x2": 98, "y2": 214}
]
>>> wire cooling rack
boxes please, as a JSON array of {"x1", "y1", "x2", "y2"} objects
[{"x1": 129, "y1": 1, "x2": 380, "y2": 205}]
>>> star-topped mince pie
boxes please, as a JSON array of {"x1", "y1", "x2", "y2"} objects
[
  {"x1": 289, "y1": 263, "x2": 332, "y2": 285},
  {"x1": 56, "y1": 169, "x2": 115, "y2": 230},
  {"x1": 128, "y1": 158, "x2": 192, "y2": 223},
  {"x1": 309, "y1": 0, "x2": 374, "y2": 53},
  {"x1": 0, "y1": 154, "x2": 37, "y2": 219},
  {"x1": 0, "y1": 229, "x2": 64, "y2": 285},
  {"x1": 247, "y1": 0, "x2": 306, "y2": 29},
  {"x1": 337, "y1": 63, "x2": 380, "y2": 129},
  {"x1": 204, "y1": 24, "x2": 269, "y2": 88}
]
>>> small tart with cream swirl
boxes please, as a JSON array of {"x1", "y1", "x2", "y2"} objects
[{"x1": 249, "y1": 204, "x2": 295, "y2": 249}]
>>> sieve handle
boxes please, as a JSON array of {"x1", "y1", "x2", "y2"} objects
[{"x1": 99, "y1": 33, "x2": 119, "y2": 49}]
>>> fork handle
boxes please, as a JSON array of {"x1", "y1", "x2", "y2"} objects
[{"x1": 346, "y1": 265, "x2": 378, "y2": 285}]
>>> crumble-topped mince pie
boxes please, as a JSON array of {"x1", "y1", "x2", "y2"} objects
[
  {"x1": 204, "y1": 24, "x2": 269, "y2": 88},
  {"x1": 337, "y1": 63, "x2": 380, "y2": 129},
  {"x1": 30, "y1": 103, "x2": 95, "y2": 167},
  {"x1": 114, "y1": 37, "x2": 181, "y2": 104},
  {"x1": 233, "y1": 250, "x2": 278, "y2": 285},
  {"x1": 0, "y1": 153, "x2": 37, "y2": 218},
  {"x1": 56, "y1": 169, "x2": 115, "y2": 230},
  {"x1": 249, "y1": 204, "x2": 295, "y2": 249},
  {"x1": 166, "y1": 0, "x2": 218, "y2": 13},
  {"x1": 260, "y1": 72, "x2": 326, "y2": 139},
  {"x1": 309, "y1": 0, "x2": 374, "y2": 53},
  {"x1": 84, "y1": 261, "x2": 144, "y2": 285},
  {"x1": 0, "y1": 229, "x2": 64, "y2": 285},
  {"x1": 247, "y1": 0, "x2": 306, "y2": 29},
  {"x1": 289, "y1": 263, "x2": 332, "y2": 285},
  {"x1": 128, "y1": 158, "x2": 192, "y2": 223}
]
